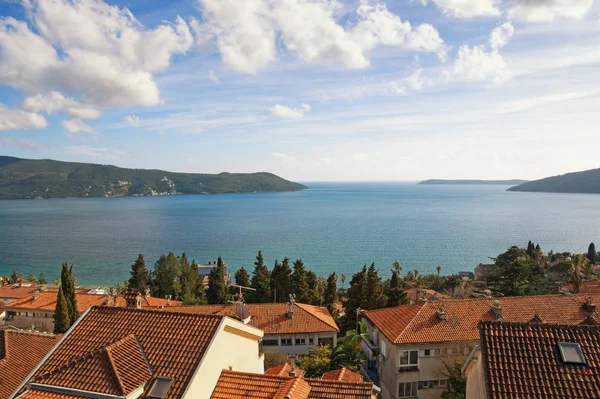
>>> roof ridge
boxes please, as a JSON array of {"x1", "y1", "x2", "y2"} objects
[
  {"x1": 480, "y1": 319, "x2": 600, "y2": 331},
  {"x1": 222, "y1": 369, "x2": 293, "y2": 382},
  {"x1": 104, "y1": 346, "x2": 127, "y2": 396},
  {"x1": 303, "y1": 378, "x2": 373, "y2": 386},
  {"x1": 94, "y1": 305, "x2": 225, "y2": 319},
  {"x1": 294, "y1": 303, "x2": 339, "y2": 331}
]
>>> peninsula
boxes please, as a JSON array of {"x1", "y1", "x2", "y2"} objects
[
  {"x1": 419, "y1": 179, "x2": 527, "y2": 185},
  {"x1": 0, "y1": 156, "x2": 306, "y2": 199},
  {"x1": 508, "y1": 168, "x2": 600, "y2": 194}
]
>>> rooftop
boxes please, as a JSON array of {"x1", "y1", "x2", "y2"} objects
[
  {"x1": 0, "y1": 328, "x2": 59, "y2": 399},
  {"x1": 175, "y1": 302, "x2": 339, "y2": 334},
  {"x1": 364, "y1": 293, "x2": 600, "y2": 344},
  {"x1": 321, "y1": 367, "x2": 362, "y2": 383},
  {"x1": 560, "y1": 279, "x2": 600, "y2": 294},
  {"x1": 479, "y1": 321, "x2": 600, "y2": 398},
  {"x1": 0, "y1": 284, "x2": 38, "y2": 300},
  {"x1": 265, "y1": 362, "x2": 305, "y2": 378}
]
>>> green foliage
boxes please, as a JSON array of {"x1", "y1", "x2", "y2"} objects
[
  {"x1": 330, "y1": 328, "x2": 365, "y2": 372},
  {"x1": 151, "y1": 253, "x2": 181, "y2": 299},
  {"x1": 365, "y1": 263, "x2": 387, "y2": 310},
  {"x1": 587, "y1": 243, "x2": 597, "y2": 265},
  {"x1": 440, "y1": 361, "x2": 466, "y2": 399},
  {"x1": 207, "y1": 256, "x2": 229, "y2": 304},
  {"x1": 292, "y1": 259, "x2": 311, "y2": 303},
  {"x1": 38, "y1": 272, "x2": 47, "y2": 285},
  {"x1": 128, "y1": 254, "x2": 149, "y2": 293},
  {"x1": 53, "y1": 287, "x2": 70, "y2": 334},
  {"x1": 60, "y1": 262, "x2": 78, "y2": 325},
  {"x1": 28, "y1": 273, "x2": 37, "y2": 284},
  {"x1": 306, "y1": 271, "x2": 322, "y2": 306},
  {"x1": 10, "y1": 269, "x2": 22, "y2": 284},
  {"x1": 324, "y1": 272, "x2": 339, "y2": 317},
  {"x1": 249, "y1": 251, "x2": 272, "y2": 303},
  {"x1": 271, "y1": 257, "x2": 293, "y2": 303},
  {"x1": 234, "y1": 266, "x2": 251, "y2": 287},
  {"x1": 386, "y1": 270, "x2": 408, "y2": 307},
  {"x1": 298, "y1": 345, "x2": 333, "y2": 378},
  {"x1": 570, "y1": 254, "x2": 585, "y2": 293},
  {"x1": 263, "y1": 349, "x2": 288, "y2": 369},
  {"x1": 0, "y1": 156, "x2": 307, "y2": 199},
  {"x1": 339, "y1": 266, "x2": 367, "y2": 333}
]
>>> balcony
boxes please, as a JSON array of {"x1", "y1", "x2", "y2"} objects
[
  {"x1": 397, "y1": 365, "x2": 419, "y2": 373},
  {"x1": 361, "y1": 334, "x2": 380, "y2": 360},
  {"x1": 360, "y1": 363, "x2": 380, "y2": 386}
]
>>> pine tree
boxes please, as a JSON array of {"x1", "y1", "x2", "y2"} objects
[
  {"x1": 38, "y1": 272, "x2": 47, "y2": 285},
  {"x1": 323, "y1": 272, "x2": 339, "y2": 316},
  {"x1": 271, "y1": 257, "x2": 293, "y2": 303},
  {"x1": 53, "y1": 287, "x2": 70, "y2": 334},
  {"x1": 365, "y1": 263, "x2": 387, "y2": 310},
  {"x1": 179, "y1": 253, "x2": 203, "y2": 304},
  {"x1": 28, "y1": 273, "x2": 37, "y2": 284},
  {"x1": 207, "y1": 256, "x2": 228, "y2": 304},
  {"x1": 306, "y1": 271, "x2": 321, "y2": 305},
  {"x1": 151, "y1": 253, "x2": 180, "y2": 298},
  {"x1": 292, "y1": 259, "x2": 310, "y2": 303},
  {"x1": 386, "y1": 270, "x2": 408, "y2": 307},
  {"x1": 128, "y1": 254, "x2": 149, "y2": 293},
  {"x1": 587, "y1": 243, "x2": 597, "y2": 265},
  {"x1": 10, "y1": 269, "x2": 19, "y2": 284},
  {"x1": 60, "y1": 262, "x2": 78, "y2": 325},
  {"x1": 250, "y1": 251, "x2": 271, "y2": 303},
  {"x1": 340, "y1": 266, "x2": 367, "y2": 333},
  {"x1": 234, "y1": 266, "x2": 251, "y2": 287}
]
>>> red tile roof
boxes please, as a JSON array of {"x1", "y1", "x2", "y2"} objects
[
  {"x1": 175, "y1": 303, "x2": 339, "y2": 334},
  {"x1": 364, "y1": 293, "x2": 600, "y2": 344},
  {"x1": 321, "y1": 368, "x2": 362, "y2": 383},
  {"x1": 17, "y1": 390, "x2": 85, "y2": 399},
  {"x1": 561, "y1": 279, "x2": 600, "y2": 294},
  {"x1": 0, "y1": 330, "x2": 59, "y2": 399},
  {"x1": 265, "y1": 363, "x2": 305, "y2": 378},
  {"x1": 210, "y1": 370, "x2": 373, "y2": 399},
  {"x1": 479, "y1": 321, "x2": 600, "y2": 399},
  {"x1": 25, "y1": 306, "x2": 224, "y2": 399},
  {"x1": 0, "y1": 285, "x2": 38, "y2": 301}
]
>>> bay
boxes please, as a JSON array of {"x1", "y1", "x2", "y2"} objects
[{"x1": 0, "y1": 182, "x2": 599, "y2": 286}]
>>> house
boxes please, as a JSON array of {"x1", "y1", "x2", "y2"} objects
[
  {"x1": 210, "y1": 369, "x2": 378, "y2": 399},
  {"x1": 403, "y1": 284, "x2": 451, "y2": 304},
  {"x1": 560, "y1": 279, "x2": 600, "y2": 294},
  {"x1": 473, "y1": 264, "x2": 494, "y2": 281},
  {"x1": 176, "y1": 302, "x2": 339, "y2": 355},
  {"x1": 321, "y1": 367, "x2": 363, "y2": 383},
  {"x1": 0, "y1": 283, "x2": 38, "y2": 304},
  {"x1": 361, "y1": 293, "x2": 600, "y2": 399},
  {"x1": 11, "y1": 305, "x2": 265, "y2": 399},
  {"x1": 4, "y1": 290, "x2": 181, "y2": 332},
  {"x1": 463, "y1": 321, "x2": 600, "y2": 398},
  {"x1": 0, "y1": 328, "x2": 59, "y2": 399}
]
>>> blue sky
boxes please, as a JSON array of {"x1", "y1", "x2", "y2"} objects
[{"x1": 0, "y1": 0, "x2": 599, "y2": 181}]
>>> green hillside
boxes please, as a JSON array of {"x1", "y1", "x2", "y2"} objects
[
  {"x1": 0, "y1": 156, "x2": 306, "y2": 199},
  {"x1": 507, "y1": 168, "x2": 600, "y2": 194}
]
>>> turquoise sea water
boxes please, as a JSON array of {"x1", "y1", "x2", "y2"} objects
[{"x1": 1, "y1": 182, "x2": 599, "y2": 286}]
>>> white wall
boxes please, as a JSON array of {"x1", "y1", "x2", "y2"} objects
[{"x1": 261, "y1": 332, "x2": 337, "y2": 356}]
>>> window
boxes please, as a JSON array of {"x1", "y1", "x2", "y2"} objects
[
  {"x1": 558, "y1": 342, "x2": 587, "y2": 364},
  {"x1": 423, "y1": 349, "x2": 431, "y2": 356},
  {"x1": 147, "y1": 377, "x2": 173, "y2": 399},
  {"x1": 309, "y1": 337, "x2": 314, "y2": 345},
  {"x1": 263, "y1": 339, "x2": 278, "y2": 346},
  {"x1": 281, "y1": 337, "x2": 292, "y2": 346},
  {"x1": 398, "y1": 382, "x2": 417, "y2": 397},
  {"x1": 418, "y1": 380, "x2": 448, "y2": 390},
  {"x1": 295, "y1": 337, "x2": 306, "y2": 345},
  {"x1": 318, "y1": 337, "x2": 333, "y2": 347},
  {"x1": 381, "y1": 340, "x2": 387, "y2": 357},
  {"x1": 400, "y1": 350, "x2": 418, "y2": 367}
]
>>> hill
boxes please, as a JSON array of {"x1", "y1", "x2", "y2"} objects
[
  {"x1": 507, "y1": 168, "x2": 600, "y2": 194},
  {"x1": 0, "y1": 156, "x2": 307, "y2": 199},
  {"x1": 419, "y1": 179, "x2": 528, "y2": 185}
]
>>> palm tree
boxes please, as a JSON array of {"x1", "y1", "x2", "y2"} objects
[
  {"x1": 330, "y1": 327, "x2": 365, "y2": 371},
  {"x1": 391, "y1": 261, "x2": 402, "y2": 276},
  {"x1": 436, "y1": 265, "x2": 442, "y2": 276},
  {"x1": 341, "y1": 274, "x2": 346, "y2": 290}
]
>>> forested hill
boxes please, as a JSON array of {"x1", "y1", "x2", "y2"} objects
[
  {"x1": 0, "y1": 156, "x2": 307, "y2": 199},
  {"x1": 507, "y1": 168, "x2": 600, "y2": 194}
]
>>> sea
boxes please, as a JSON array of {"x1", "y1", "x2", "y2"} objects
[{"x1": 1, "y1": 182, "x2": 599, "y2": 287}]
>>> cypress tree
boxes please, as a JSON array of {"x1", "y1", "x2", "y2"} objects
[
  {"x1": 207, "y1": 256, "x2": 228, "y2": 304},
  {"x1": 365, "y1": 263, "x2": 387, "y2": 310},
  {"x1": 340, "y1": 266, "x2": 367, "y2": 333},
  {"x1": 587, "y1": 243, "x2": 597, "y2": 265},
  {"x1": 323, "y1": 272, "x2": 338, "y2": 316},
  {"x1": 271, "y1": 257, "x2": 293, "y2": 303},
  {"x1": 306, "y1": 271, "x2": 321, "y2": 305},
  {"x1": 292, "y1": 259, "x2": 310, "y2": 303},
  {"x1": 234, "y1": 266, "x2": 251, "y2": 287},
  {"x1": 179, "y1": 253, "x2": 203, "y2": 304},
  {"x1": 250, "y1": 251, "x2": 271, "y2": 303},
  {"x1": 386, "y1": 270, "x2": 408, "y2": 307},
  {"x1": 60, "y1": 262, "x2": 78, "y2": 325},
  {"x1": 128, "y1": 254, "x2": 149, "y2": 293},
  {"x1": 53, "y1": 287, "x2": 70, "y2": 334}
]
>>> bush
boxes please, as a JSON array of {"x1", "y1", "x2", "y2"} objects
[{"x1": 264, "y1": 349, "x2": 287, "y2": 369}]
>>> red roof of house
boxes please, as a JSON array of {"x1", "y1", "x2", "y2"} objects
[
  {"x1": 479, "y1": 321, "x2": 600, "y2": 398},
  {"x1": 265, "y1": 363, "x2": 305, "y2": 378},
  {"x1": 0, "y1": 329, "x2": 59, "y2": 399},
  {"x1": 560, "y1": 279, "x2": 600, "y2": 294},
  {"x1": 176, "y1": 302, "x2": 339, "y2": 334},
  {"x1": 16, "y1": 390, "x2": 83, "y2": 399},
  {"x1": 0, "y1": 285, "x2": 38, "y2": 300},
  {"x1": 364, "y1": 293, "x2": 600, "y2": 344},
  {"x1": 22, "y1": 306, "x2": 224, "y2": 399},
  {"x1": 321, "y1": 368, "x2": 362, "y2": 383}
]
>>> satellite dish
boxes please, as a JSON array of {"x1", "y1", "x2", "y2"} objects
[{"x1": 235, "y1": 302, "x2": 251, "y2": 324}]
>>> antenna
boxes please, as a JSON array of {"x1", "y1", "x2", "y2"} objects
[{"x1": 229, "y1": 284, "x2": 256, "y2": 304}]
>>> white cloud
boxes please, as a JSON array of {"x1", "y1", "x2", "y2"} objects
[
  {"x1": 66, "y1": 145, "x2": 129, "y2": 159},
  {"x1": 62, "y1": 118, "x2": 93, "y2": 133},
  {"x1": 0, "y1": 137, "x2": 45, "y2": 150},
  {"x1": 508, "y1": 0, "x2": 594, "y2": 22},
  {"x1": 124, "y1": 114, "x2": 141, "y2": 127},
  {"x1": 390, "y1": 69, "x2": 432, "y2": 95},
  {"x1": 197, "y1": 0, "x2": 447, "y2": 73},
  {"x1": 272, "y1": 152, "x2": 297, "y2": 163},
  {"x1": 0, "y1": 0, "x2": 193, "y2": 111},
  {"x1": 0, "y1": 104, "x2": 47, "y2": 131},
  {"x1": 270, "y1": 104, "x2": 311, "y2": 119},
  {"x1": 208, "y1": 69, "x2": 220, "y2": 83},
  {"x1": 419, "y1": 0, "x2": 500, "y2": 18},
  {"x1": 23, "y1": 92, "x2": 100, "y2": 119},
  {"x1": 490, "y1": 22, "x2": 515, "y2": 51}
]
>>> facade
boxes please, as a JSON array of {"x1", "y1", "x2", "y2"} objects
[
  {"x1": 4, "y1": 290, "x2": 181, "y2": 332},
  {"x1": 463, "y1": 321, "x2": 600, "y2": 399},
  {"x1": 12, "y1": 306, "x2": 265, "y2": 399},
  {"x1": 362, "y1": 293, "x2": 600, "y2": 399},
  {"x1": 177, "y1": 302, "x2": 339, "y2": 356}
]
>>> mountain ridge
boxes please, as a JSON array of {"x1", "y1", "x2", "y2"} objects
[{"x1": 507, "y1": 168, "x2": 600, "y2": 194}]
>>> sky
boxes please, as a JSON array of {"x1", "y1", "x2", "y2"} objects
[{"x1": 0, "y1": 0, "x2": 599, "y2": 182}]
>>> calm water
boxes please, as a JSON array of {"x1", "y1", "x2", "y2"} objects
[{"x1": 1, "y1": 182, "x2": 599, "y2": 286}]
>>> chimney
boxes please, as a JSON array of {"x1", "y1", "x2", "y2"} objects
[
  {"x1": 167, "y1": 295, "x2": 172, "y2": 307},
  {"x1": 33, "y1": 291, "x2": 40, "y2": 301},
  {"x1": 491, "y1": 300, "x2": 502, "y2": 320},
  {"x1": 583, "y1": 296, "x2": 596, "y2": 312},
  {"x1": 288, "y1": 356, "x2": 297, "y2": 377},
  {"x1": 105, "y1": 294, "x2": 113, "y2": 306},
  {"x1": 287, "y1": 294, "x2": 296, "y2": 319},
  {"x1": 144, "y1": 288, "x2": 151, "y2": 297},
  {"x1": 436, "y1": 303, "x2": 447, "y2": 321}
]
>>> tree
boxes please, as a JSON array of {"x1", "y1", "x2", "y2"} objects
[
  {"x1": 570, "y1": 254, "x2": 585, "y2": 294},
  {"x1": 323, "y1": 272, "x2": 339, "y2": 316},
  {"x1": 151, "y1": 253, "x2": 180, "y2": 298},
  {"x1": 271, "y1": 257, "x2": 293, "y2": 303},
  {"x1": 330, "y1": 327, "x2": 365, "y2": 372},
  {"x1": 27, "y1": 273, "x2": 37, "y2": 284},
  {"x1": 386, "y1": 270, "x2": 408, "y2": 307},
  {"x1": 10, "y1": 269, "x2": 20, "y2": 284},
  {"x1": 365, "y1": 263, "x2": 387, "y2": 310},
  {"x1": 341, "y1": 274, "x2": 346, "y2": 290},
  {"x1": 436, "y1": 265, "x2": 442, "y2": 276},
  {"x1": 392, "y1": 261, "x2": 403, "y2": 276},
  {"x1": 292, "y1": 259, "x2": 311, "y2": 303},
  {"x1": 339, "y1": 266, "x2": 367, "y2": 333},
  {"x1": 38, "y1": 272, "x2": 47, "y2": 285},
  {"x1": 587, "y1": 243, "x2": 597, "y2": 265},
  {"x1": 444, "y1": 275, "x2": 462, "y2": 297},
  {"x1": 60, "y1": 262, "x2": 78, "y2": 325},
  {"x1": 234, "y1": 266, "x2": 251, "y2": 287},
  {"x1": 306, "y1": 271, "x2": 322, "y2": 305},
  {"x1": 264, "y1": 349, "x2": 288, "y2": 369},
  {"x1": 128, "y1": 254, "x2": 150, "y2": 293},
  {"x1": 249, "y1": 251, "x2": 271, "y2": 303},
  {"x1": 207, "y1": 256, "x2": 228, "y2": 304},
  {"x1": 441, "y1": 360, "x2": 467, "y2": 399},
  {"x1": 180, "y1": 253, "x2": 204, "y2": 304},
  {"x1": 298, "y1": 345, "x2": 332, "y2": 378},
  {"x1": 53, "y1": 287, "x2": 70, "y2": 334}
]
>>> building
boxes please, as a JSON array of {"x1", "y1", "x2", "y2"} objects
[
  {"x1": 473, "y1": 264, "x2": 494, "y2": 281},
  {"x1": 463, "y1": 321, "x2": 600, "y2": 399},
  {"x1": 403, "y1": 284, "x2": 451, "y2": 304},
  {"x1": 361, "y1": 293, "x2": 600, "y2": 399},
  {"x1": 177, "y1": 302, "x2": 339, "y2": 355},
  {"x1": 4, "y1": 290, "x2": 181, "y2": 332},
  {"x1": 12, "y1": 305, "x2": 265, "y2": 399},
  {"x1": 210, "y1": 369, "x2": 378, "y2": 399},
  {"x1": 0, "y1": 283, "x2": 38, "y2": 304},
  {"x1": 560, "y1": 278, "x2": 600, "y2": 294},
  {"x1": 197, "y1": 262, "x2": 231, "y2": 287},
  {"x1": 0, "y1": 328, "x2": 59, "y2": 399}
]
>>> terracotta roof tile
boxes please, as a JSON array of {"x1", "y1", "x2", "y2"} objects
[
  {"x1": 0, "y1": 285, "x2": 38, "y2": 301},
  {"x1": 561, "y1": 279, "x2": 600, "y2": 294},
  {"x1": 479, "y1": 321, "x2": 600, "y2": 399},
  {"x1": 265, "y1": 363, "x2": 305, "y2": 378},
  {"x1": 364, "y1": 293, "x2": 600, "y2": 344},
  {"x1": 175, "y1": 303, "x2": 339, "y2": 334},
  {"x1": 0, "y1": 330, "x2": 59, "y2": 399},
  {"x1": 321, "y1": 368, "x2": 362, "y2": 383},
  {"x1": 304, "y1": 379, "x2": 373, "y2": 399},
  {"x1": 17, "y1": 390, "x2": 85, "y2": 399},
  {"x1": 27, "y1": 306, "x2": 223, "y2": 399}
]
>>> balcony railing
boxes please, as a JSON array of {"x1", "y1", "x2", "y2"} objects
[
  {"x1": 361, "y1": 334, "x2": 380, "y2": 358},
  {"x1": 397, "y1": 365, "x2": 419, "y2": 373}
]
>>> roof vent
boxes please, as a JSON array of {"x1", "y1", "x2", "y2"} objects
[
  {"x1": 288, "y1": 355, "x2": 297, "y2": 377},
  {"x1": 558, "y1": 342, "x2": 587, "y2": 365},
  {"x1": 287, "y1": 294, "x2": 296, "y2": 319},
  {"x1": 436, "y1": 303, "x2": 447, "y2": 321},
  {"x1": 529, "y1": 314, "x2": 544, "y2": 324},
  {"x1": 583, "y1": 296, "x2": 596, "y2": 312},
  {"x1": 145, "y1": 288, "x2": 151, "y2": 297},
  {"x1": 491, "y1": 300, "x2": 502, "y2": 320},
  {"x1": 147, "y1": 377, "x2": 174, "y2": 399}
]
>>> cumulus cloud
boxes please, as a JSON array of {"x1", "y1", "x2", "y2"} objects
[
  {"x1": 0, "y1": 105, "x2": 47, "y2": 131},
  {"x1": 124, "y1": 114, "x2": 141, "y2": 127},
  {"x1": 270, "y1": 104, "x2": 311, "y2": 119},
  {"x1": 489, "y1": 22, "x2": 515, "y2": 51},
  {"x1": 197, "y1": 0, "x2": 447, "y2": 74},
  {"x1": 23, "y1": 92, "x2": 100, "y2": 119},
  {"x1": 390, "y1": 69, "x2": 432, "y2": 95},
  {"x1": 419, "y1": 0, "x2": 500, "y2": 18},
  {"x1": 66, "y1": 145, "x2": 129, "y2": 158},
  {"x1": 508, "y1": 0, "x2": 594, "y2": 22},
  {"x1": 0, "y1": 0, "x2": 193, "y2": 115},
  {"x1": 208, "y1": 70, "x2": 220, "y2": 83},
  {"x1": 62, "y1": 118, "x2": 93, "y2": 133}
]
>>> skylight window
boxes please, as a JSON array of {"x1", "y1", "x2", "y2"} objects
[
  {"x1": 147, "y1": 377, "x2": 173, "y2": 399},
  {"x1": 558, "y1": 342, "x2": 587, "y2": 365}
]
